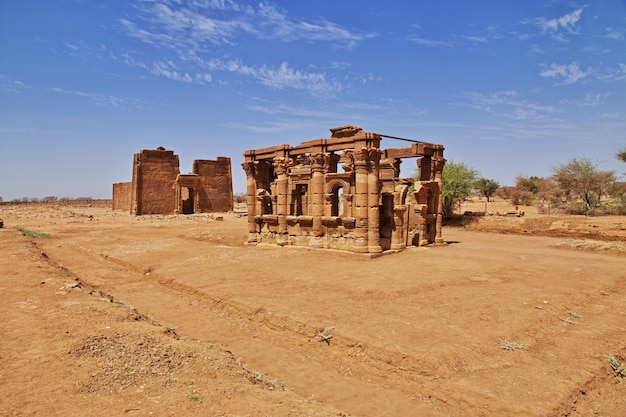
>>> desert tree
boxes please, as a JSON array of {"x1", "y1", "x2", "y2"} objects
[
  {"x1": 233, "y1": 192, "x2": 247, "y2": 204},
  {"x1": 475, "y1": 178, "x2": 500, "y2": 202},
  {"x1": 617, "y1": 147, "x2": 626, "y2": 163},
  {"x1": 535, "y1": 177, "x2": 561, "y2": 204},
  {"x1": 516, "y1": 175, "x2": 541, "y2": 193},
  {"x1": 552, "y1": 157, "x2": 617, "y2": 214},
  {"x1": 514, "y1": 175, "x2": 549, "y2": 206},
  {"x1": 439, "y1": 160, "x2": 479, "y2": 217}
]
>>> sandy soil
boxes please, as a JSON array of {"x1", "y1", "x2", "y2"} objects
[{"x1": 1, "y1": 200, "x2": 624, "y2": 417}]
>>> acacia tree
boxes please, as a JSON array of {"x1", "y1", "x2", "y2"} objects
[
  {"x1": 440, "y1": 160, "x2": 479, "y2": 217},
  {"x1": 475, "y1": 178, "x2": 500, "y2": 202},
  {"x1": 617, "y1": 148, "x2": 626, "y2": 163},
  {"x1": 552, "y1": 157, "x2": 616, "y2": 214},
  {"x1": 535, "y1": 178, "x2": 561, "y2": 205}
]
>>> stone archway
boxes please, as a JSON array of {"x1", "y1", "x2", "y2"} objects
[{"x1": 326, "y1": 179, "x2": 350, "y2": 217}]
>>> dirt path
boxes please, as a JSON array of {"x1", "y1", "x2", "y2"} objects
[{"x1": 1, "y1": 202, "x2": 625, "y2": 416}]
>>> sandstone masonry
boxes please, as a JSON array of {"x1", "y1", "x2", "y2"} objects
[
  {"x1": 113, "y1": 148, "x2": 233, "y2": 215},
  {"x1": 242, "y1": 125, "x2": 445, "y2": 255}
]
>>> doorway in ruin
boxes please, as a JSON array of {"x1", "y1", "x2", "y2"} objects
[
  {"x1": 292, "y1": 184, "x2": 308, "y2": 215},
  {"x1": 181, "y1": 187, "x2": 194, "y2": 214},
  {"x1": 379, "y1": 192, "x2": 394, "y2": 251},
  {"x1": 331, "y1": 185, "x2": 344, "y2": 217},
  {"x1": 263, "y1": 189, "x2": 273, "y2": 215}
]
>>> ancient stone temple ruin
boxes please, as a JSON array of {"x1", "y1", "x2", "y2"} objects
[
  {"x1": 113, "y1": 147, "x2": 233, "y2": 215},
  {"x1": 242, "y1": 125, "x2": 445, "y2": 255}
]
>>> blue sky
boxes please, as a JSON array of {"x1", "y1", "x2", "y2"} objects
[{"x1": 1, "y1": 0, "x2": 625, "y2": 201}]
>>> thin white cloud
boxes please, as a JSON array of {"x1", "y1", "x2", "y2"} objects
[
  {"x1": 561, "y1": 92, "x2": 612, "y2": 107},
  {"x1": 150, "y1": 59, "x2": 212, "y2": 83},
  {"x1": 119, "y1": 18, "x2": 178, "y2": 47},
  {"x1": 247, "y1": 103, "x2": 336, "y2": 118},
  {"x1": 616, "y1": 63, "x2": 626, "y2": 81},
  {"x1": 596, "y1": 63, "x2": 626, "y2": 81},
  {"x1": 255, "y1": 62, "x2": 338, "y2": 93},
  {"x1": 149, "y1": 3, "x2": 242, "y2": 45},
  {"x1": 47, "y1": 86, "x2": 149, "y2": 109},
  {"x1": 115, "y1": 1, "x2": 363, "y2": 96},
  {"x1": 255, "y1": 2, "x2": 370, "y2": 45},
  {"x1": 121, "y1": 53, "x2": 148, "y2": 69},
  {"x1": 522, "y1": 9, "x2": 583, "y2": 41},
  {"x1": 0, "y1": 75, "x2": 31, "y2": 93},
  {"x1": 408, "y1": 23, "x2": 499, "y2": 49},
  {"x1": 605, "y1": 27, "x2": 625, "y2": 41},
  {"x1": 540, "y1": 62, "x2": 590, "y2": 84},
  {"x1": 454, "y1": 90, "x2": 555, "y2": 121},
  {"x1": 408, "y1": 32, "x2": 453, "y2": 47},
  {"x1": 524, "y1": 9, "x2": 582, "y2": 33},
  {"x1": 122, "y1": 0, "x2": 370, "y2": 49},
  {"x1": 206, "y1": 59, "x2": 341, "y2": 95},
  {"x1": 152, "y1": 60, "x2": 193, "y2": 82},
  {"x1": 464, "y1": 35, "x2": 488, "y2": 44},
  {"x1": 225, "y1": 119, "x2": 319, "y2": 133}
]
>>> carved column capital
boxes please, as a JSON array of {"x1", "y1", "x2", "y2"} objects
[
  {"x1": 242, "y1": 161, "x2": 256, "y2": 176},
  {"x1": 354, "y1": 147, "x2": 382, "y2": 167},
  {"x1": 430, "y1": 156, "x2": 446, "y2": 181},
  {"x1": 311, "y1": 152, "x2": 329, "y2": 172},
  {"x1": 340, "y1": 150, "x2": 355, "y2": 172},
  {"x1": 273, "y1": 157, "x2": 294, "y2": 175},
  {"x1": 365, "y1": 148, "x2": 382, "y2": 163}
]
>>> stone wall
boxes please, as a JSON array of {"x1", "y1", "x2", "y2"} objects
[
  {"x1": 113, "y1": 148, "x2": 233, "y2": 215},
  {"x1": 131, "y1": 149, "x2": 179, "y2": 215},
  {"x1": 193, "y1": 157, "x2": 233, "y2": 212},
  {"x1": 112, "y1": 182, "x2": 132, "y2": 211}
]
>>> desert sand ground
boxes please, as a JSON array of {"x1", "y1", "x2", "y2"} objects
[{"x1": 0, "y1": 200, "x2": 624, "y2": 417}]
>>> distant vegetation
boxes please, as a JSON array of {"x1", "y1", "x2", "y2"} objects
[
  {"x1": 233, "y1": 193, "x2": 247, "y2": 204},
  {"x1": 417, "y1": 151, "x2": 625, "y2": 217},
  {"x1": 0, "y1": 196, "x2": 94, "y2": 205}
]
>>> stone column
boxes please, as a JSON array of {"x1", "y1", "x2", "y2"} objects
[
  {"x1": 242, "y1": 161, "x2": 258, "y2": 242},
  {"x1": 273, "y1": 157, "x2": 292, "y2": 245},
  {"x1": 352, "y1": 148, "x2": 369, "y2": 253},
  {"x1": 418, "y1": 155, "x2": 432, "y2": 182},
  {"x1": 391, "y1": 205, "x2": 407, "y2": 251},
  {"x1": 433, "y1": 156, "x2": 446, "y2": 244},
  {"x1": 310, "y1": 153, "x2": 327, "y2": 242},
  {"x1": 367, "y1": 149, "x2": 382, "y2": 254}
]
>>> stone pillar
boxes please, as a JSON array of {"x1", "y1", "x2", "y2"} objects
[
  {"x1": 242, "y1": 161, "x2": 258, "y2": 242},
  {"x1": 433, "y1": 156, "x2": 446, "y2": 244},
  {"x1": 418, "y1": 155, "x2": 432, "y2": 182},
  {"x1": 391, "y1": 205, "x2": 407, "y2": 251},
  {"x1": 273, "y1": 157, "x2": 292, "y2": 246},
  {"x1": 352, "y1": 148, "x2": 369, "y2": 253},
  {"x1": 310, "y1": 153, "x2": 327, "y2": 242},
  {"x1": 367, "y1": 149, "x2": 382, "y2": 254}
]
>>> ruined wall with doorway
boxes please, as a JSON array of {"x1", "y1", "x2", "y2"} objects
[
  {"x1": 113, "y1": 148, "x2": 233, "y2": 215},
  {"x1": 242, "y1": 125, "x2": 445, "y2": 255}
]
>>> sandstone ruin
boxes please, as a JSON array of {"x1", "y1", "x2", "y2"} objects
[
  {"x1": 113, "y1": 148, "x2": 233, "y2": 215},
  {"x1": 242, "y1": 125, "x2": 445, "y2": 255}
]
